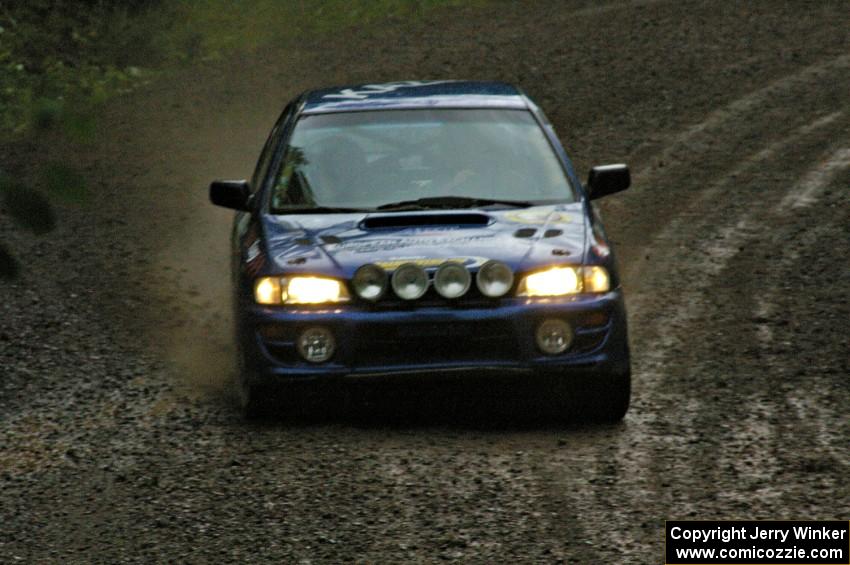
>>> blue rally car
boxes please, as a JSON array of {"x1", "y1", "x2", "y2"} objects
[{"x1": 210, "y1": 81, "x2": 632, "y2": 420}]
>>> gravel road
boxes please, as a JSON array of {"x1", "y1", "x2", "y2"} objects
[{"x1": 2, "y1": 1, "x2": 848, "y2": 562}]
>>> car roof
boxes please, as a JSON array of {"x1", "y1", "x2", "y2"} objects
[{"x1": 301, "y1": 80, "x2": 528, "y2": 114}]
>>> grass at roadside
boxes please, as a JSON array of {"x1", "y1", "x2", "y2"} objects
[
  {"x1": 0, "y1": 0, "x2": 483, "y2": 278},
  {"x1": 0, "y1": 0, "x2": 480, "y2": 137}
]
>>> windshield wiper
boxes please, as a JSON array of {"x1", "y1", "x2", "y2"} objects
[{"x1": 376, "y1": 196, "x2": 534, "y2": 211}]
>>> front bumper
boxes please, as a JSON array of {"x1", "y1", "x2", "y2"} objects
[{"x1": 239, "y1": 290, "x2": 630, "y2": 382}]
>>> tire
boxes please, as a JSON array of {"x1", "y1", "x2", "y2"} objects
[
  {"x1": 236, "y1": 369, "x2": 328, "y2": 421},
  {"x1": 236, "y1": 372, "x2": 276, "y2": 420},
  {"x1": 539, "y1": 369, "x2": 631, "y2": 423},
  {"x1": 586, "y1": 370, "x2": 631, "y2": 423}
]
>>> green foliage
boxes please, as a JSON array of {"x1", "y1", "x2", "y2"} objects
[
  {"x1": 155, "y1": 0, "x2": 476, "y2": 62},
  {"x1": 0, "y1": 2, "x2": 157, "y2": 135},
  {"x1": 0, "y1": 0, "x2": 479, "y2": 278},
  {"x1": 0, "y1": 0, "x2": 479, "y2": 135}
]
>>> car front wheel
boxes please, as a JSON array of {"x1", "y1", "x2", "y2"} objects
[
  {"x1": 583, "y1": 370, "x2": 631, "y2": 422},
  {"x1": 541, "y1": 369, "x2": 631, "y2": 423}
]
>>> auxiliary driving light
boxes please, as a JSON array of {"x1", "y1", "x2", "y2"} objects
[
  {"x1": 352, "y1": 264, "x2": 388, "y2": 302},
  {"x1": 476, "y1": 260, "x2": 514, "y2": 297},
  {"x1": 434, "y1": 262, "x2": 471, "y2": 299},
  {"x1": 535, "y1": 319, "x2": 573, "y2": 355},
  {"x1": 296, "y1": 326, "x2": 336, "y2": 363},
  {"x1": 391, "y1": 263, "x2": 429, "y2": 300}
]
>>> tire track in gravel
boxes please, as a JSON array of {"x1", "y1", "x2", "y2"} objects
[
  {"x1": 537, "y1": 54, "x2": 850, "y2": 560},
  {"x1": 688, "y1": 164, "x2": 850, "y2": 518},
  {"x1": 777, "y1": 148, "x2": 850, "y2": 211},
  {"x1": 756, "y1": 159, "x2": 850, "y2": 473},
  {"x1": 753, "y1": 156, "x2": 850, "y2": 469},
  {"x1": 607, "y1": 52, "x2": 850, "y2": 273},
  {"x1": 570, "y1": 0, "x2": 672, "y2": 18},
  {"x1": 631, "y1": 53, "x2": 850, "y2": 184},
  {"x1": 730, "y1": 216, "x2": 848, "y2": 507},
  {"x1": 625, "y1": 119, "x2": 848, "y2": 545}
]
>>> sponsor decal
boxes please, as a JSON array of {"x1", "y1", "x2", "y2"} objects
[
  {"x1": 337, "y1": 234, "x2": 495, "y2": 254},
  {"x1": 245, "y1": 240, "x2": 262, "y2": 264},
  {"x1": 375, "y1": 257, "x2": 489, "y2": 270},
  {"x1": 504, "y1": 210, "x2": 572, "y2": 225},
  {"x1": 243, "y1": 240, "x2": 266, "y2": 276}
]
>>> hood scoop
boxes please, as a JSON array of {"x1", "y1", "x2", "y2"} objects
[{"x1": 360, "y1": 213, "x2": 491, "y2": 230}]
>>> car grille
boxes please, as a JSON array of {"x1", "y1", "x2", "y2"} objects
[
  {"x1": 351, "y1": 320, "x2": 517, "y2": 368},
  {"x1": 257, "y1": 312, "x2": 611, "y2": 368}
]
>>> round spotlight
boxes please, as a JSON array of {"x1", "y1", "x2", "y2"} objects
[
  {"x1": 535, "y1": 319, "x2": 573, "y2": 355},
  {"x1": 391, "y1": 263, "x2": 429, "y2": 300},
  {"x1": 297, "y1": 326, "x2": 336, "y2": 363},
  {"x1": 434, "y1": 262, "x2": 471, "y2": 299},
  {"x1": 476, "y1": 260, "x2": 514, "y2": 297},
  {"x1": 352, "y1": 264, "x2": 388, "y2": 302}
]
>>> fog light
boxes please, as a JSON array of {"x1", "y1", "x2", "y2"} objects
[
  {"x1": 535, "y1": 319, "x2": 573, "y2": 355},
  {"x1": 391, "y1": 263, "x2": 429, "y2": 300},
  {"x1": 434, "y1": 262, "x2": 471, "y2": 299},
  {"x1": 296, "y1": 326, "x2": 335, "y2": 363}
]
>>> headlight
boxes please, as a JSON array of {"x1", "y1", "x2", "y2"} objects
[
  {"x1": 352, "y1": 264, "x2": 388, "y2": 302},
  {"x1": 253, "y1": 276, "x2": 350, "y2": 305},
  {"x1": 434, "y1": 262, "x2": 471, "y2": 299},
  {"x1": 517, "y1": 266, "x2": 612, "y2": 297},
  {"x1": 517, "y1": 266, "x2": 581, "y2": 297},
  {"x1": 391, "y1": 263, "x2": 429, "y2": 300},
  {"x1": 476, "y1": 260, "x2": 514, "y2": 297}
]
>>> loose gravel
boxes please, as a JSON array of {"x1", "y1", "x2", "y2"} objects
[{"x1": 1, "y1": 1, "x2": 848, "y2": 562}]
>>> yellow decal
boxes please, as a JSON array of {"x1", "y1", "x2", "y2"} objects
[
  {"x1": 376, "y1": 257, "x2": 488, "y2": 270},
  {"x1": 504, "y1": 210, "x2": 572, "y2": 225}
]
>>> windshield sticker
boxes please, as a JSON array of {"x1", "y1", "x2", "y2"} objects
[{"x1": 323, "y1": 81, "x2": 454, "y2": 101}]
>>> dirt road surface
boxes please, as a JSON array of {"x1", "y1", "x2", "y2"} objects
[{"x1": 2, "y1": 1, "x2": 848, "y2": 562}]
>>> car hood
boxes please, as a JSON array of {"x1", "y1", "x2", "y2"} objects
[{"x1": 261, "y1": 204, "x2": 587, "y2": 277}]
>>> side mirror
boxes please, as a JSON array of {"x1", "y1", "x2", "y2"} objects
[
  {"x1": 210, "y1": 180, "x2": 251, "y2": 211},
  {"x1": 586, "y1": 164, "x2": 630, "y2": 200}
]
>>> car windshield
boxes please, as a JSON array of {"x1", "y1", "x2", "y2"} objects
[{"x1": 269, "y1": 109, "x2": 574, "y2": 212}]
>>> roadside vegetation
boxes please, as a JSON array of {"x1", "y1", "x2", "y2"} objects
[
  {"x1": 1, "y1": 0, "x2": 475, "y2": 135},
  {"x1": 0, "y1": 0, "x2": 475, "y2": 277}
]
